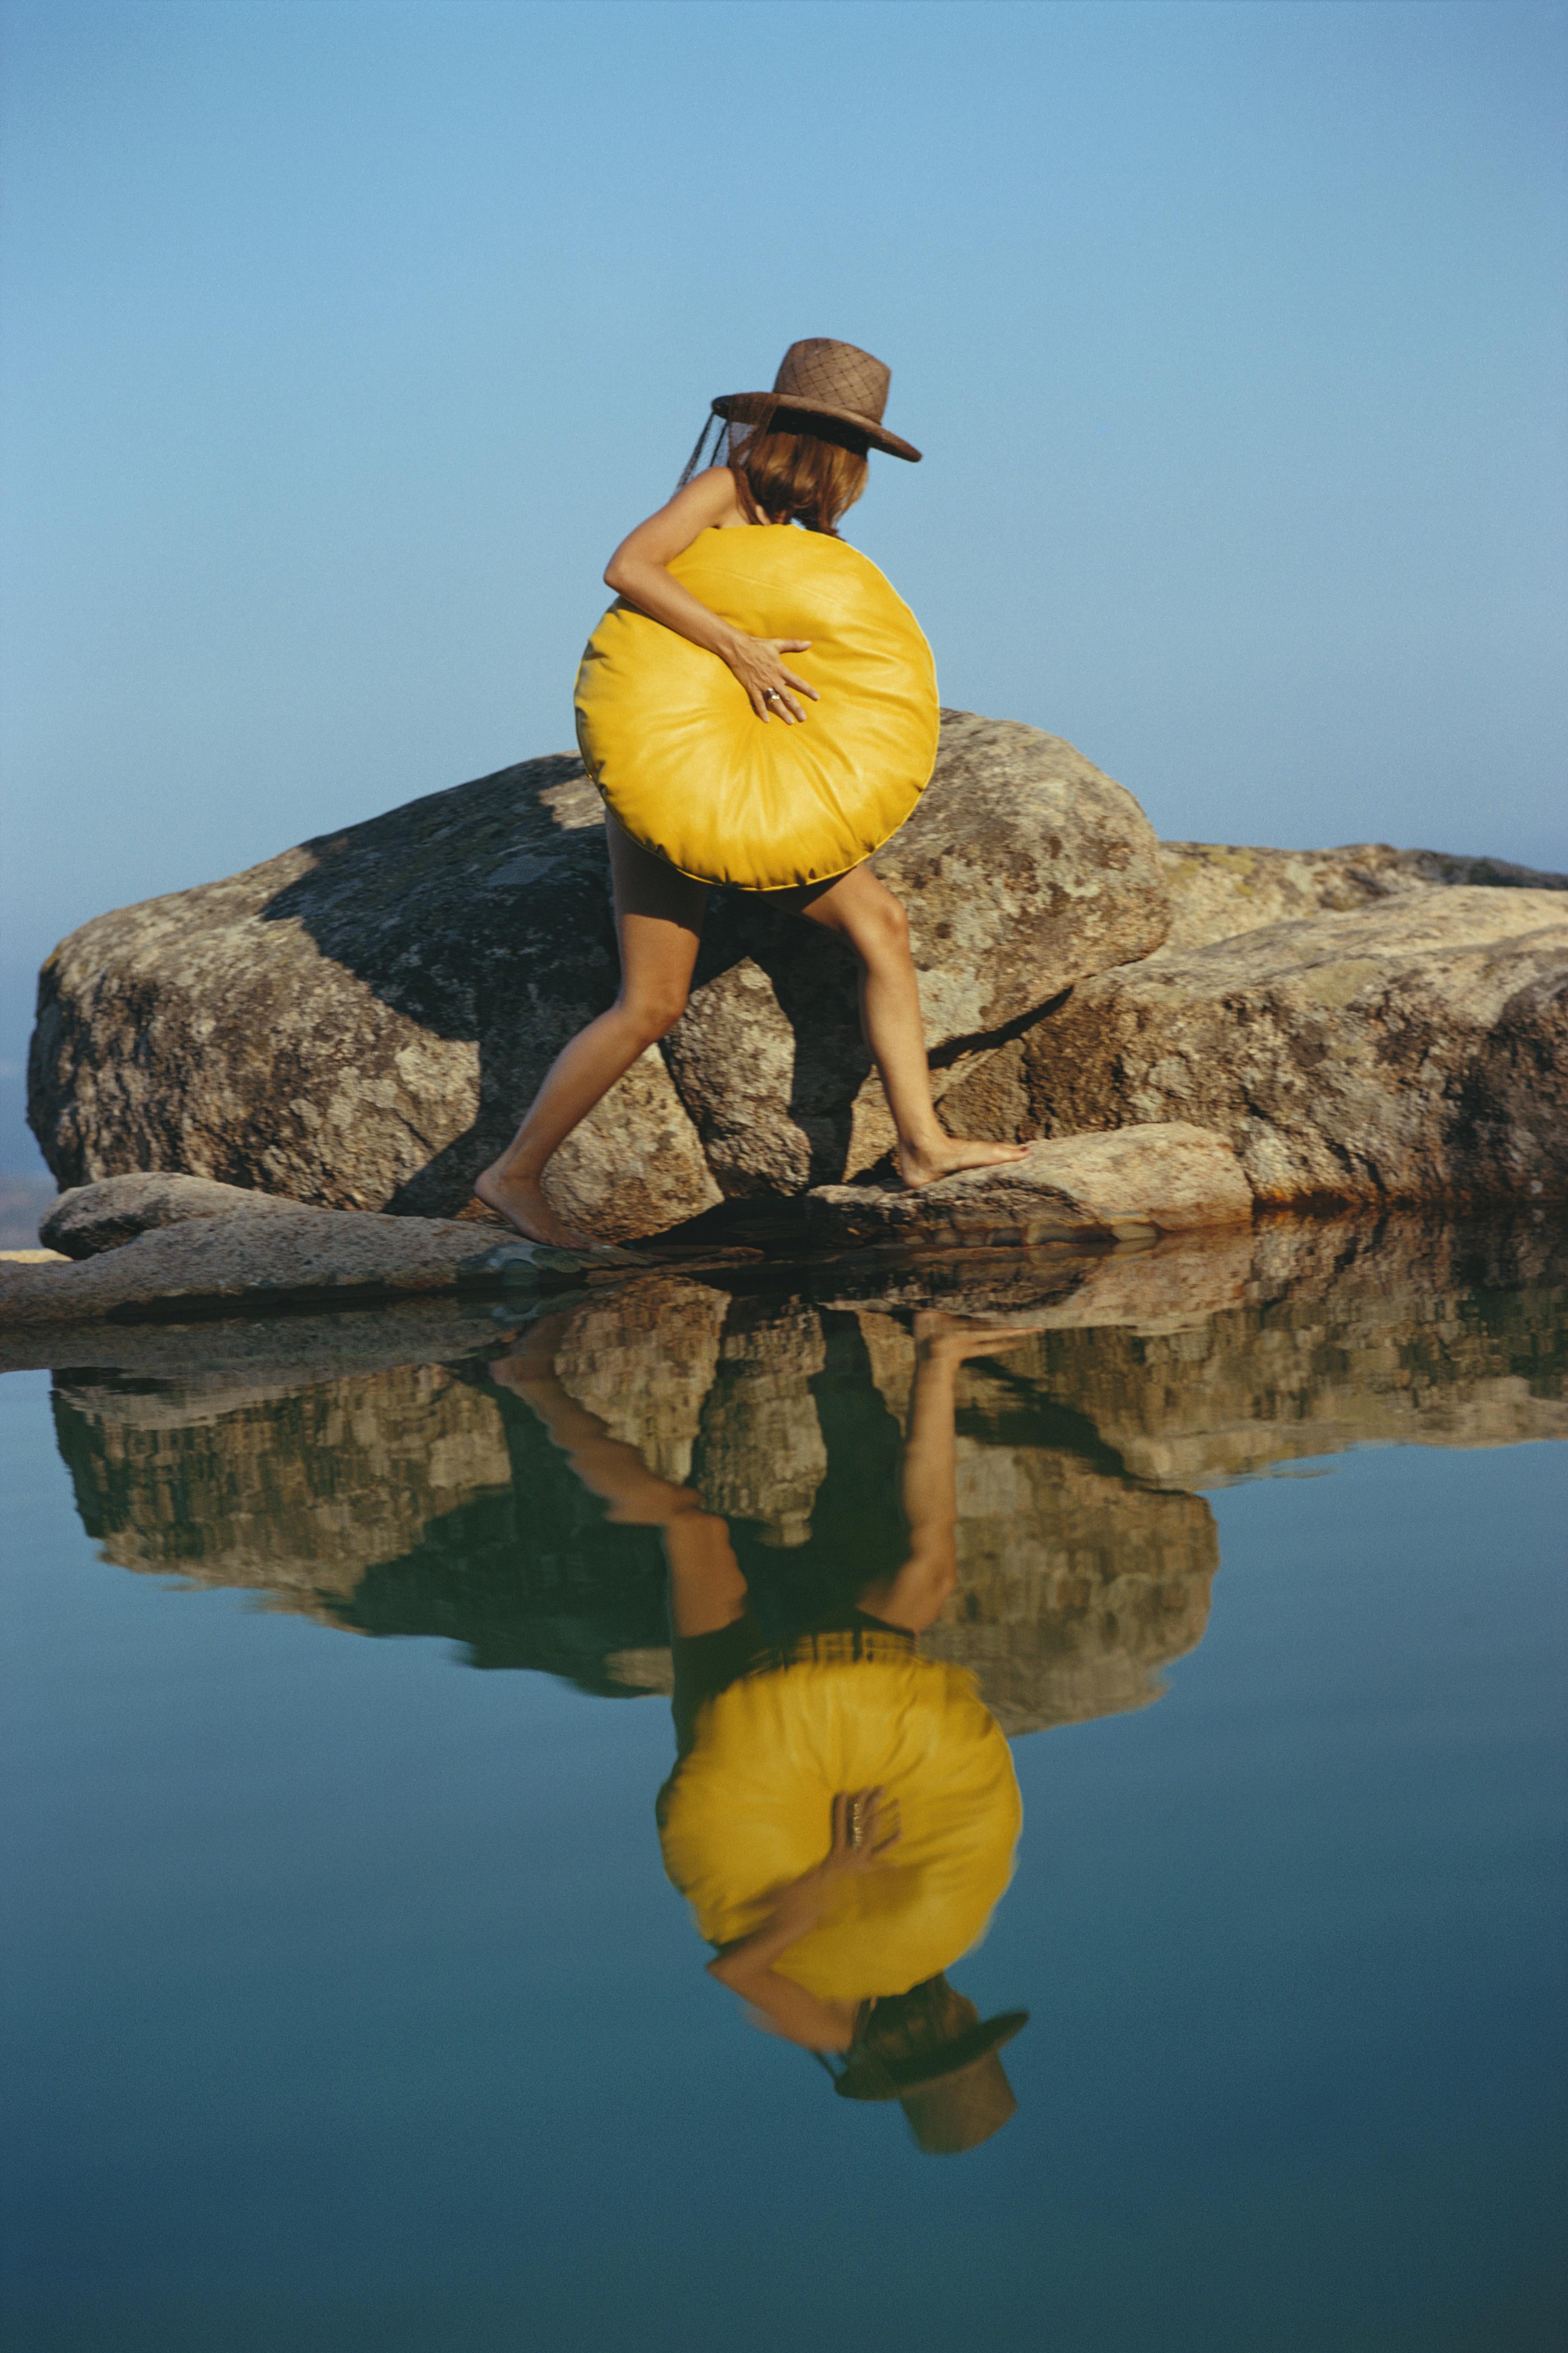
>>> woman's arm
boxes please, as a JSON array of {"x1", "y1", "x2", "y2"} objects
[
  {"x1": 860, "y1": 1316, "x2": 1043, "y2": 1633},
  {"x1": 602, "y1": 467, "x2": 820, "y2": 725},
  {"x1": 706, "y1": 1790, "x2": 900, "y2": 2051}
]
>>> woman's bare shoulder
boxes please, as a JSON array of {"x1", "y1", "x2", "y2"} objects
[
  {"x1": 608, "y1": 466, "x2": 744, "y2": 577},
  {"x1": 677, "y1": 465, "x2": 745, "y2": 525}
]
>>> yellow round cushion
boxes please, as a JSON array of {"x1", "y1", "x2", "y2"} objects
[
  {"x1": 657, "y1": 1647, "x2": 1021, "y2": 2002},
  {"x1": 574, "y1": 526, "x2": 940, "y2": 892}
]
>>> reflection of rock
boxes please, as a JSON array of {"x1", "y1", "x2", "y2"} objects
[
  {"x1": 0, "y1": 1290, "x2": 515, "y2": 1382},
  {"x1": 552, "y1": 1277, "x2": 729, "y2": 1485},
  {"x1": 1002, "y1": 1218, "x2": 1568, "y2": 1488},
  {"x1": 989, "y1": 1226, "x2": 1256, "y2": 1336},
  {"x1": 50, "y1": 1358, "x2": 675, "y2": 1696},
  {"x1": 929, "y1": 1449, "x2": 1216, "y2": 1738},
  {"x1": 45, "y1": 1214, "x2": 1568, "y2": 1737},
  {"x1": 806, "y1": 1123, "x2": 1252, "y2": 1247},
  {"x1": 53, "y1": 1362, "x2": 515, "y2": 1612},
  {"x1": 691, "y1": 1300, "x2": 828, "y2": 1546},
  {"x1": 850, "y1": 1311, "x2": 1216, "y2": 1736}
]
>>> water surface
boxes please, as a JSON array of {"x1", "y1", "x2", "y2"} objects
[{"x1": 4, "y1": 1216, "x2": 1565, "y2": 2350}]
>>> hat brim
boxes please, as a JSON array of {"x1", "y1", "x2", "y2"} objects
[
  {"x1": 713, "y1": 391, "x2": 922, "y2": 463},
  {"x1": 834, "y1": 2009, "x2": 1029, "y2": 2102}
]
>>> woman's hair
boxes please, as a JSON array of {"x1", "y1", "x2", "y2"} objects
[
  {"x1": 854, "y1": 1977, "x2": 975, "y2": 2067},
  {"x1": 679, "y1": 402, "x2": 869, "y2": 536}
]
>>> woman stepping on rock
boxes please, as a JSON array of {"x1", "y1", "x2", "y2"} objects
[{"x1": 474, "y1": 338, "x2": 1025, "y2": 1250}]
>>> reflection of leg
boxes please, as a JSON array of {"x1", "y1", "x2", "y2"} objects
[
  {"x1": 859, "y1": 1313, "x2": 1038, "y2": 1633},
  {"x1": 489, "y1": 1321, "x2": 746, "y2": 1636},
  {"x1": 476, "y1": 818, "x2": 708, "y2": 1249},
  {"x1": 796, "y1": 866, "x2": 1028, "y2": 1189}
]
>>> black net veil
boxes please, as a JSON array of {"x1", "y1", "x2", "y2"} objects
[{"x1": 676, "y1": 406, "x2": 737, "y2": 489}]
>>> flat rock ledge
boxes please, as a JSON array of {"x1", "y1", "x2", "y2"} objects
[
  {"x1": 41, "y1": 1171, "x2": 320, "y2": 1260},
  {"x1": 0, "y1": 1177, "x2": 633, "y2": 1327},
  {"x1": 805, "y1": 1123, "x2": 1253, "y2": 1248}
]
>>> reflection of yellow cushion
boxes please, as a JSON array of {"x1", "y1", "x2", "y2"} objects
[
  {"x1": 574, "y1": 526, "x2": 940, "y2": 892},
  {"x1": 657, "y1": 1648, "x2": 1021, "y2": 2002}
]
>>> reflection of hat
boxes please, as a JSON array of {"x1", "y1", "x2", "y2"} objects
[{"x1": 833, "y1": 1978, "x2": 1029, "y2": 2156}]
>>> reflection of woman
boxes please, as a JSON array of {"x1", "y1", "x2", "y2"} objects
[
  {"x1": 475, "y1": 338, "x2": 1025, "y2": 1250},
  {"x1": 493, "y1": 1308, "x2": 1033, "y2": 2155}
]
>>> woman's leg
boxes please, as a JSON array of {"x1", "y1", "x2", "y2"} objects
[
  {"x1": 476, "y1": 817, "x2": 709, "y2": 1247},
  {"x1": 797, "y1": 866, "x2": 1029, "y2": 1187},
  {"x1": 489, "y1": 1317, "x2": 748, "y2": 1634}
]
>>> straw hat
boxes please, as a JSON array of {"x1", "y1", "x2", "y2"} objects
[
  {"x1": 713, "y1": 339, "x2": 922, "y2": 462},
  {"x1": 833, "y1": 1981, "x2": 1029, "y2": 2157}
]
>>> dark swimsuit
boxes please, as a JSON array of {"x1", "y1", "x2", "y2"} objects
[
  {"x1": 671, "y1": 1604, "x2": 916, "y2": 1760},
  {"x1": 669, "y1": 1311, "x2": 918, "y2": 1758}
]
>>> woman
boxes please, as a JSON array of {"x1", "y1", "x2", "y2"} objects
[
  {"x1": 476, "y1": 338, "x2": 1025, "y2": 1250},
  {"x1": 490, "y1": 1303, "x2": 1032, "y2": 2153}
]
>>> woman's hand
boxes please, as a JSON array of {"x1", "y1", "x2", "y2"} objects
[
  {"x1": 603, "y1": 473, "x2": 820, "y2": 723},
  {"x1": 725, "y1": 634, "x2": 819, "y2": 725},
  {"x1": 823, "y1": 1787, "x2": 902, "y2": 1876}
]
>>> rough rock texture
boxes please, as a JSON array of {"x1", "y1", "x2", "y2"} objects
[
  {"x1": 28, "y1": 715, "x2": 1168, "y2": 1238},
  {"x1": 42, "y1": 1172, "x2": 318, "y2": 1260},
  {"x1": 1160, "y1": 840, "x2": 1568, "y2": 953},
  {"x1": 27, "y1": 756, "x2": 718, "y2": 1243},
  {"x1": 806, "y1": 1123, "x2": 1253, "y2": 1247},
  {"x1": 942, "y1": 889, "x2": 1568, "y2": 1206},
  {"x1": 663, "y1": 712, "x2": 1170, "y2": 1189},
  {"x1": 0, "y1": 1203, "x2": 573, "y2": 1325}
]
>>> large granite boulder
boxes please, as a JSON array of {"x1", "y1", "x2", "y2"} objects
[
  {"x1": 1159, "y1": 840, "x2": 1566, "y2": 953},
  {"x1": 941, "y1": 888, "x2": 1568, "y2": 1205},
  {"x1": 27, "y1": 755, "x2": 717, "y2": 1244},
  {"x1": 27, "y1": 715, "x2": 1169, "y2": 1241}
]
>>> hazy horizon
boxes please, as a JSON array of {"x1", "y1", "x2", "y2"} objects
[{"x1": 2, "y1": 0, "x2": 1564, "y2": 1174}]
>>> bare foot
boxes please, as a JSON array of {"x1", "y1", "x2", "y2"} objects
[
  {"x1": 896, "y1": 1136, "x2": 1030, "y2": 1190},
  {"x1": 472, "y1": 1167, "x2": 600, "y2": 1252}
]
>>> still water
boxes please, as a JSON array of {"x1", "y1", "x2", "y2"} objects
[{"x1": 3, "y1": 1217, "x2": 1565, "y2": 2352}]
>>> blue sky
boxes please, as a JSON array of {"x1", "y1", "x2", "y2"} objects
[{"x1": 1, "y1": 0, "x2": 1564, "y2": 1172}]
